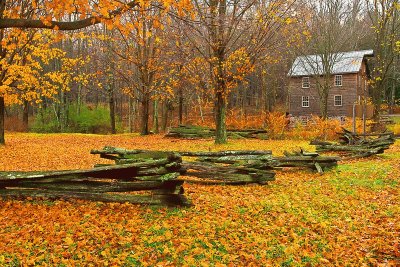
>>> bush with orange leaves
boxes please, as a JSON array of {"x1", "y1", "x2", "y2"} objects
[
  {"x1": 308, "y1": 116, "x2": 342, "y2": 140},
  {"x1": 226, "y1": 109, "x2": 267, "y2": 129},
  {"x1": 265, "y1": 112, "x2": 288, "y2": 139},
  {"x1": 393, "y1": 124, "x2": 400, "y2": 135},
  {"x1": 287, "y1": 116, "x2": 373, "y2": 141}
]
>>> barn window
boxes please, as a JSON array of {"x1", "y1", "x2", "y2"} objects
[
  {"x1": 302, "y1": 77, "x2": 310, "y2": 88},
  {"x1": 335, "y1": 75, "x2": 343, "y2": 86},
  {"x1": 302, "y1": 96, "x2": 310, "y2": 107},
  {"x1": 334, "y1": 95, "x2": 342, "y2": 106}
]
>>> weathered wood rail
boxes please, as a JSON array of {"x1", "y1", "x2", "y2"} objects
[
  {"x1": 165, "y1": 125, "x2": 268, "y2": 139},
  {"x1": 275, "y1": 150, "x2": 339, "y2": 173},
  {"x1": 311, "y1": 128, "x2": 395, "y2": 159},
  {"x1": 92, "y1": 148, "x2": 276, "y2": 185},
  {"x1": 0, "y1": 150, "x2": 191, "y2": 207},
  {"x1": 182, "y1": 150, "x2": 276, "y2": 184},
  {"x1": 0, "y1": 145, "x2": 340, "y2": 205},
  {"x1": 183, "y1": 149, "x2": 338, "y2": 177},
  {"x1": 92, "y1": 147, "x2": 338, "y2": 186}
]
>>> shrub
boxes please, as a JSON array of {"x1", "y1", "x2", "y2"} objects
[
  {"x1": 265, "y1": 112, "x2": 288, "y2": 139},
  {"x1": 5, "y1": 115, "x2": 28, "y2": 132},
  {"x1": 310, "y1": 116, "x2": 342, "y2": 140},
  {"x1": 31, "y1": 104, "x2": 117, "y2": 134},
  {"x1": 392, "y1": 124, "x2": 400, "y2": 135},
  {"x1": 31, "y1": 108, "x2": 61, "y2": 133},
  {"x1": 387, "y1": 118, "x2": 400, "y2": 135},
  {"x1": 68, "y1": 105, "x2": 112, "y2": 134},
  {"x1": 287, "y1": 116, "x2": 373, "y2": 141}
]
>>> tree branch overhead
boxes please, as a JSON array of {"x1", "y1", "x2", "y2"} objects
[{"x1": 0, "y1": 1, "x2": 139, "y2": 30}]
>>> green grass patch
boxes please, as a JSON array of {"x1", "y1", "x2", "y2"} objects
[{"x1": 331, "y1": 161, "x2": 397, "y2": 190}]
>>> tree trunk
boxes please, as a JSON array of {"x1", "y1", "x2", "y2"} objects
[
  {"x1": 23, "y1": 100, "x2": 29, "y2": 131},
  {"x1": 128, "y1": 96, "x2": 136, "y2": 133},
  {"x1": 152, "y1": 99, "x2": 159, "y2": 134},
  {"x1": 209, "y1": 0, "x2": 228, "y2": 144},
  {"x1": 161, "y1": 100, "x2": 169, "y2": 132},
  {"x1": 59, "y1": 87, "x2": 66, "y2": 132},
  {"x1": 108, "y1": 84, "x2": 116, "y2": 134},
  {"x1": 77, "y1": 84, "x2": 82, "y2": 115},
  {"x1": 141, "y1": 91, "x2": 150, "y2": 135},
  {"x1": 371, "y1": 81, "x2": 383, "y2": 118},
  {"x1": 0, "y1": 96, "x2": 4, "y2": 145},
  {"x1": 215, "y1": 91, "x2": 227, "y2": 144},
  {"x1": 178, "y1": 87, "x2": 183, "y2": 125},
  {"x1": 319, "y1": 83, "x2": 329, "y2": 119}
]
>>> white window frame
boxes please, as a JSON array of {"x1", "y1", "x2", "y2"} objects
[
  {"x1": 334, "y1": 75, "x2": 343, "y2": 87},
  {"x1": 302, "y1": 96, "x2": 310, "y2": 108},
  {"x1": 334, "y1": 95, "x2": 342, "y2": 106},
  {"x1": 302, "y1": 77, "x2": 310, "y2": 88}
]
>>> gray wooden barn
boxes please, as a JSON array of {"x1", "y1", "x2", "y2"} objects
[{"x1": 288, "y1": 50, "x2": 374, "y2": 118}]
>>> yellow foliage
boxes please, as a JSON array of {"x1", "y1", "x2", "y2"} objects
[
  {"x1": 0, "y1": 133, "x2": 398, "y2": 266},
  {"x1": 265, "y1": 112, "x2": 289, "y2": 139},
  {"x1": 1, "y1": 29, "x2": 90, "y2": 105}
]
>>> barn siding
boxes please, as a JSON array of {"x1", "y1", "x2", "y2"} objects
[{"x1": 289, "y1": 60, "x2": 370, "y2": 117}]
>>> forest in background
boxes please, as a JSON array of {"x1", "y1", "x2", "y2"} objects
[
  {"x1": 0, "y1": 2, "x2": 399, "y2": 265},
  {"x1": 1, "y1": 0, "x2": 400, "y2": 141}
]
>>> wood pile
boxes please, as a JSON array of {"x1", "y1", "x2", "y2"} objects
[
  {"x1": 311, "y1": 128, "x2": 395, "y2": 158},
  {"x1": 0, "y1": 149, "x2": 191, "y2": 207},
  {"x1": 181, "y1": 149, "x2": 339, "y2": 183},
  {"x1": 379, "y1": 115, "x2": 395, "y2": 124},
  {"x1": 181, "y1": 150, "x2": 276, "y2": 184},
  {"x1": 165, "y1": 125, "x2": 268, "y2": 139},
  {"x1": 274, "y1": 150, "x2": 339, "y2": 173},
  {"x1": 0, "y1": 145, "x2": 340, "y2": 206},
  {"x1": 91, "y1": 148, "x2": 339, "y2": 185}
]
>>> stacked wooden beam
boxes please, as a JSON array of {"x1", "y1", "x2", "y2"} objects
[
  {"x1": 92, "y1": 148, "x2": 338, "y2": 185},
  {"x1": 0, "y1": 145, "x2": 340, "y2": 206},
  {"x1": 311, "y1": 128, "x2": 395, "y2": 158},
  {"x1": 0, "y1": 149, "x2": 191, "y2": 207},
  {"x1": 180, "y1": 149, "x2": 339, "y2": 183},
  {"x1": 165, "y1": 125, "x2": 268, "y2": 139},
  {"x1": 181, "y1": 150, "x2": 276, "y2": 184},
  {"x1": 274, "y1": 150, "x2": 339, "y2": 173},
  {"x1": 165, "y1": 125, "x2": 215, "y2": 139}
]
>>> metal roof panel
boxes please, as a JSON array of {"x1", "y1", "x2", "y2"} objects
[{"x1": 288, "y1": 50, "x2": 373, "y2": 76}]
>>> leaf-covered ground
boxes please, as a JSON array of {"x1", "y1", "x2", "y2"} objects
[{"x1": 0, "y1": 133, "x2": 399, "y2": 266}]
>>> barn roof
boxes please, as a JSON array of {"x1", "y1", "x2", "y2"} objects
[{"x1": 288, "y1": 50, "x2": 374, "y2": 77}]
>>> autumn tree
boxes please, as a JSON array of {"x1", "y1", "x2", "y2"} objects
[
  {"x1": 293, "y1": 0, "x2": 366, "y2": 119},
  {"x1": 0, "y1": 30, "x2": 66, "y2": 127},
  {"x1": 177, "y1": 0, "x2": 295, "y2": 143},
  {"x1": 113, "y1": 4, "x2": 164, "y2": 135},
  {"x1": 366, "y1": 0, "x2": 400, "y2": 114},
  {"x1": 0, "y1": 0, "x2": 144, "y2": 144}
]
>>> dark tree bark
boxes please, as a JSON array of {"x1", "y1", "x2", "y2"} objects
[
  {"x1": 211, "y1": 1, "x2": 228, "y2": 144},
  {"x1": 161, "y1": 100, "x2": 169, "y2": 132},
  {"x1": 22, "y1": 100, "x2": 29, "y2": 130},
  {"x1": 128, "y1": 96, "x2": 136, "y2": 133},
  {"x1": 215, "y1": 90, "x2": 227, "y2": 144},
  {"x1": 141, "y1": 91, "x2": 150, "y2": 135},
  {"x1": 152, "y1": 99, "x2": 159, "y2": 134},
  {"x1": 108, "y1": 84, "x2": 116, "y2": 134},
  {"x1": 0, "y1": 96, "x2": 4, "y2": 145},
  {"x1": 178, "y1": 87, "x2": 183, "y2": 125}
]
